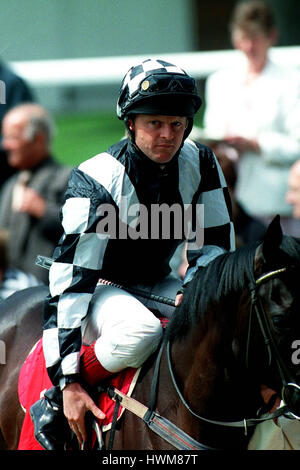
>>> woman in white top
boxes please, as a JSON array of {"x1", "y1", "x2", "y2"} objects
[{"x1": 204, "y1": 0, "x2": 300, "y2": 236}]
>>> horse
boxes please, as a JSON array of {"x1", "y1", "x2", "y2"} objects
[{"x1": 1, "y1": 216, "x2": 300, "y2": 450}]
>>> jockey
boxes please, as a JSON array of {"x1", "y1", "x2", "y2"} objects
[{"x1": 30, "y1": 58, "x2": 235, "y2": 449}]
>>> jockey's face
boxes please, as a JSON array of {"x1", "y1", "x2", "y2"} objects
[{"x1": 128, "y1": 114, "x2": 187, "y2": 164}]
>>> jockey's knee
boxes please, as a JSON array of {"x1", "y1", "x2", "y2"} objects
[
  {"x1": 94, "y1": 315, "x2": 163, "y2": 372},
  {"x1": 123, "y1": 315, "x2": 163, "y2": 368}
]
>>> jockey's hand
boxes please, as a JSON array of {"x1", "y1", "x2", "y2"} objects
[
  {"x1": 62, "y1": 382, "x2": 105, "y2": 448},
  {"x1": 175, "y1": 293, "x2": 183, "y2": 307}
]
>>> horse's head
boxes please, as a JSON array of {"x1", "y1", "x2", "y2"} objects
[{"x1": 252, "y1": 215, "x2": 300, "y2": 417}]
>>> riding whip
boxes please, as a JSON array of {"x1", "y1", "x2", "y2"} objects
[{"x1": 35, "y1": 255, "x2": 176, "y2": 307}]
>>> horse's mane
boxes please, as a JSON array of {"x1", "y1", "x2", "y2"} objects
[{"x1": 167, "y1": 243, "x2": 258, "y2": 342}]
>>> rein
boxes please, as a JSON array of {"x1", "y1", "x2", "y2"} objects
[{"x1": 246, "y1": 268, "x2": 287, "y2": 368}]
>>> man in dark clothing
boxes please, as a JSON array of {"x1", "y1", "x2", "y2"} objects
[{"x1": 0, "y1": 103, "x2": 71, "y2": 283}]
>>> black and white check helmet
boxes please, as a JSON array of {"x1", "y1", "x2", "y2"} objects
[{"x1": 117, "y1": 59, "x2": 202, "y2": 120}]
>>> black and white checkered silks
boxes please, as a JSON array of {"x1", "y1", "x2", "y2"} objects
[
  {"x1": 116, "y1": 59, "x2": 188, "y2": 118},
  {"x1": 43, "y1": 138, "x2": 235, "y2": 384}
]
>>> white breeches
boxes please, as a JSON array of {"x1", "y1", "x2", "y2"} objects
[{"x1": 81, "y1": 275, "x2": 181, "y2": 373}]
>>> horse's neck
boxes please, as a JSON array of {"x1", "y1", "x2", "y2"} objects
[
  {"x1": 170, "y1": 330, "x2": 219, "y2": 409},
  {"x1": 170, "y1": 315, "x2": 246, "y2": 414}
]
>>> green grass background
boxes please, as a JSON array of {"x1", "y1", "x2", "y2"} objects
[
  {"x1": 52, "y1": 111, "x2": 124, "y2": 167},
  {"x1": 52, "y1": 109, "x2": 204, "y2": 168}
]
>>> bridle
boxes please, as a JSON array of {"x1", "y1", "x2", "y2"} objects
[
  {"x1": 165, "y1": 266, "x2": 300, "y2": 439},
  {"x1": 107, "y1": 266, "x2": 300, "y2": 451}
]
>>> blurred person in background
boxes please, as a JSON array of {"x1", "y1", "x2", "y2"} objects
[
  {"x1": 0, "y1": 229, "x2": 41, "y2": 302},
  {"x1": 202, "y1": 0, "x2": 300, "y2": 237},
  {"x1": 0, "y1": 59, "x2": 34, "y2": 185},
  {"x1": 286, "y1": 160, "x2": 300, "y2": 223},
  {"x1": 0, "y1": 103, "x2": 71, "y2": 283}
]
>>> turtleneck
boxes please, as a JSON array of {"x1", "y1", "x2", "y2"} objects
[
  {"x1": 129, "y1": 140, "x2": 180, "y2": 175},
  {"x1": 123, "y1": 141, "x2": 181, "y2": 209}
]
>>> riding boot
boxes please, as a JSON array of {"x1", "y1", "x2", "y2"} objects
[{"x1": 29, "y1": 386, "x2": 70, "y2": 450}]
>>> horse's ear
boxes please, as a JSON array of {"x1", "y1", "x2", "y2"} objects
[{"x1": 262, "y1": 215, "x2": 283, "y2": 262}]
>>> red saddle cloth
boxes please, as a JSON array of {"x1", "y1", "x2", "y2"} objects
[{"x1": 17, "y1": 339, "x2": 140, "y2": 450}]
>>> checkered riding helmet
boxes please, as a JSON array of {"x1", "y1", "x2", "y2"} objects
[{"x1": 116, "y1": 59, "x2": 202, "y2": 121}]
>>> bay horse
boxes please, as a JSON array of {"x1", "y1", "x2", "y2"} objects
[{"x1": 1, "y1": 216, "x2": 300, "y2": 450}]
